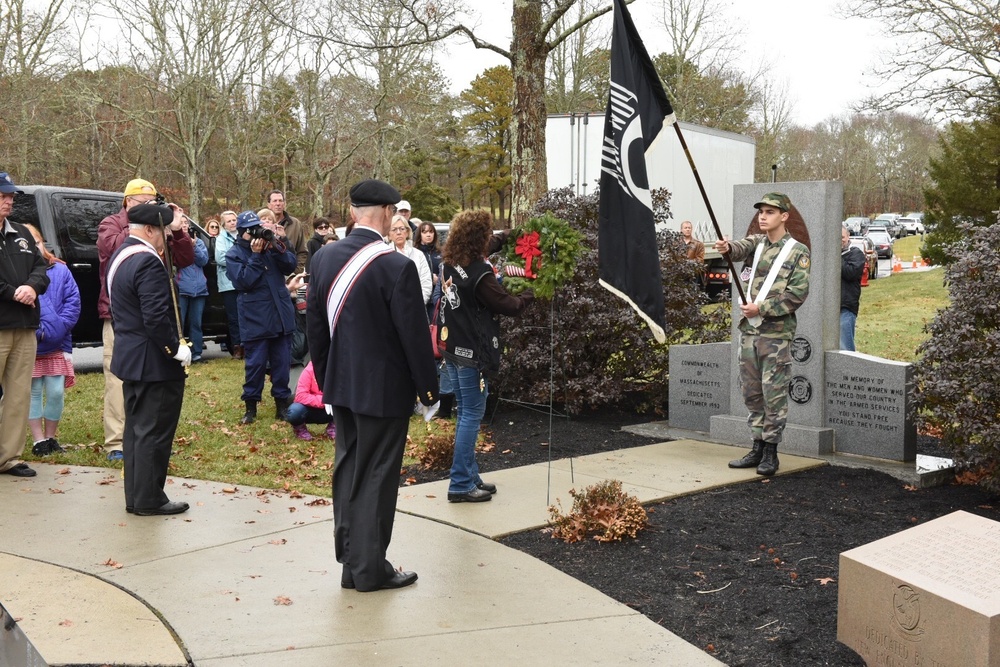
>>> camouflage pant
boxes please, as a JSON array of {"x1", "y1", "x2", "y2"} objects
[{"x1": 739, "y1": 334, "x2": 791, "y2": 444}]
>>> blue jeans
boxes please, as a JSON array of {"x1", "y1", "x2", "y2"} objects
[
  {"x1": 446, "y1": 361, "x2": 488, "y2": 494},
  {"x1": 840, "y1": 310, "x2": 857, "y2": 351},
  {"x1": 30, "y1": 375, "x2": 64, "y2": 421},
  {"x1": 178, "y1": 294, "x2": 206, "y2": 357},
  {"x1": 286, "y1": 402, "x2": 333, "y2": 426}
]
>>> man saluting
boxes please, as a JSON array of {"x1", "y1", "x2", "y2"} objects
[{"x1": 107, "y1": 203, "x2": 192, "y2": 515}]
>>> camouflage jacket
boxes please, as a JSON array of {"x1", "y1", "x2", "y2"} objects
[{"x1": 728, "y1": 232, "x2": 810, "y2": 339}]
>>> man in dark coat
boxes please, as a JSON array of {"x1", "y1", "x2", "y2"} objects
[
  {"x1": 307, "y1": 179, "x2": 439, "y2": 593},
  {"x1": 840, "y1": 225, "x2": 867, "y2": 351},
  {"x1": 225, "y1": 210, "x2": 297, "y2": 424},
  {"x1": 107, "y1": 203, "x2": 191, "y2": 515},
  {"x1": 0, "y1": 172, "x2": 50, "y2": 478}
]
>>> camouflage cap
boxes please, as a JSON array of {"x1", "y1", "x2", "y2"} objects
[{"x1": 753, "y1": 192, "x2": 791, "y2": 212}]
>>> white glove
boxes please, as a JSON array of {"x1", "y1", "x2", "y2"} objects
[{"x1": 173, "y1": 344, "x2": 192, "y2": 367}]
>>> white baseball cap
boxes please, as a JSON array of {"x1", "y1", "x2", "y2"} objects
[{"x1": 397, "y1": 200, "x2": 411, "y2": 212}]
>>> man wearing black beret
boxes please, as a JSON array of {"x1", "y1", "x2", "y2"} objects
[
  {"x1": 307, "y1": 179, "x2": 439, "y2": 592},
  {"x1": 106, "y1": 203, "x2": 191, "y2": 515}
]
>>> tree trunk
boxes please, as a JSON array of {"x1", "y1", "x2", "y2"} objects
[{"x1": 510, "y1": 0, "x2": 549, "y2": 228}]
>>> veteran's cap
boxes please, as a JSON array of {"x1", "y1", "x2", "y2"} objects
[
  {"x1": 127, "y1": 203, "x2": 173, "y2": 227},
  {"x1": 349, "y1": 179, "x2": 401, "y2": 208}
]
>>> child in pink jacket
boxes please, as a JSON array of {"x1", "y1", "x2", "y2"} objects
[{"x1": 286, "y1": 362, "x2": 336, "y2": 441}]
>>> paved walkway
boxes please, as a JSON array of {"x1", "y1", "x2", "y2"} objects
[{"x1": 1, "y1": 439, "x2": 824, "y2": 666}]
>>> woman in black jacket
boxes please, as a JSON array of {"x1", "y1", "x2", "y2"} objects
[{"x1": 305, "y1": 217, "x2": 335, "y2": 272}]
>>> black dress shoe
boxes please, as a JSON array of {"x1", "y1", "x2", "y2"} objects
[
  {"x1": 477, "y1": 481, "x2": 497, "y2": 494},
  {"x1": 341, "y1": 568, "x2": 354, "y2": 589},
  {"x1": 2, "y1": 463, "x2": 36, "y2": 477},
  {"x1": 126, "y1": 507, "x2": 134, "y2": 514},
  {"x1": 378, "y1": 571, "x2": 418, "y2": 590},
  {"x1": 133, "y1": 501, "x2": 189, "y2": 516},
  {"x1": 448, "y1": 487, "x2": 492, "y2": 503}
]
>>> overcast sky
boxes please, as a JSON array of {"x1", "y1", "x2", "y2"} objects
[{"x1": 439, "y1": 0, "x2": 901, "y2": 128}]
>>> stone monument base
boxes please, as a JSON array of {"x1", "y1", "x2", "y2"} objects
[
  {"x1": 838, "y1": 510, "x2": 1000, "y2": 667},
  {"x1": 709, "y1": 415, "x2": 835, "y2": 456}
]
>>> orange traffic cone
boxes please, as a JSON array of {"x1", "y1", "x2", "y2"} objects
[
  {"x1": 912, "y1": 255, "x2": 918, "y2": 268},
  {"x1": 861, "y1": 266, "x2": 870, "y2": 286},
  {"x1": 922, "y1": 257, "x2": 930, "y2": 267}
]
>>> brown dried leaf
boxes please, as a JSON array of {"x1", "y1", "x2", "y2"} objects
[
  {"x1": 902, "y1": 484, "x2": 918, "y2": 492},
  {"x1": 304, "y1": 498, "x2": 331, "y2": 506},
  {"x1": 59, "y1": 619, "x2": 73, "y2": 627},
  {"x1": 268, "y1": 539, "x2": 287, "y2": 546},
  {"x1": 222, "y1": 487, "x2": 238, "y2": 494},
  {"x1": 815, "y1": 577, "x2": 835, "y2": 585},
  {"x1": 102, "y1": 558, "x2": 124, "y2": 569},
  {"x1": 273, "y1": 595, "x2": 293, "y2": 606},
  {"x1": 48, "y1": 488, "x2": 65, "y2": 494},
  {"x1": 56, "y1": 468, "x2": 71, "y2": 475}
]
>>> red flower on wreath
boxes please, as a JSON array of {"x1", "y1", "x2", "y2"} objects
[{"x1": 515, "y1": 231, "x2": 542, "y2": 278}]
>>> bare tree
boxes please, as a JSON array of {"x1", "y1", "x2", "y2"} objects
[
  {"x1": 0, "y1": 0, "x2": 70, "y2": 77},
  {"x1": 91, "y1": 0, "x2": 293, "y2": 218},
  {"x1": 841, "y1": 0, "x2": 1000, "y2": 118}
]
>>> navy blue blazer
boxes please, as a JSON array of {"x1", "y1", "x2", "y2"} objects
[
  {"x1": 306, "y1": 227, "x2": 439, "y2": 418},
  {"x1": 107, "y1": 237, "x2": 185, "y2": 382}
]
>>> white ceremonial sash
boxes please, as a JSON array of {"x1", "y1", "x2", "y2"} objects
[
  {"x1": 745, "y1": 238, "x2": 798, "y2": 329},
  {"x1": 325, "y1": 241, "x2": 394, "y2": 334},
  {"x1": 106, "y1": 243, "x2": 161, "y2": 313}
]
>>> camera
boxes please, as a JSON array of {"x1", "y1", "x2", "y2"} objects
[{"x1": 247, "y1": 225, "x2": 275, "y2": 243}]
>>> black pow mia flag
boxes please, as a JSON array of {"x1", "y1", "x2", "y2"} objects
[{"x1": 598, "y1": 0, "x2": 676, "y2": 343}]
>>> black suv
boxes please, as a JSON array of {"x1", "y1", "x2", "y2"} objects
[{"x1": 8, "y1": 185, "x2": 226, "y2": 347}]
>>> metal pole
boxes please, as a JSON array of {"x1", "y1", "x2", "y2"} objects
[
  {"x1": 575, "y1": 112, "x2": 582, "y2": 197},
  {"x1": 568, "y1": 113, "x2": 576, "y2": 194},
  {"x1": 771, "y1": 164, "x2": 777, "y2": 183},
  {"x1": 581, "y1": 113, "x2": 589, "y2": 196},
  {"x1": 671, "y1": 123, "x2": 748, "y2": 304}
]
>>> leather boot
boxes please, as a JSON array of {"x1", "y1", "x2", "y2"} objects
[
  {"x1": 438, "y1": 393, "x2": 454, "y2": 420},
  {"x1": 728, "y1": 439, "x2": 765, "y2": 468},
  {"x1": 274, "y1": 397, "x2": 291, "y2": 421},
  {"x1": 240, "y1": 401, "x2": 257, "y2": 424},
  {"x1": 756, "y1": 442, "x2": 779, "y2": 476},
  {"x1": 233, "y1": 345, "x2": 245, "y2": 360}
]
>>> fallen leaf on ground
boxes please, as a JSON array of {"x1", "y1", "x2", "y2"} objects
[
  {"x1": 102, "y1": 558, "x2": 124, "y2": 569},
  {"x1": 57, "y1": 468, "x2": 71, "y2": 475},
  {"x1": 403, "y1": 477, "x2": 417, "y2": 485},
  {"x1": 304, "y1": 498, "x2": 331, "y2": 506},
  {"x1": 59, "y1": 619, "x2": 73, "y2": 627},
  {"x1": 815, "y1": 577, "x2": 835, "y2": 585},
  {"x1": 182, "y1": 482, "x2": 197, "y2": 489},
  {"x1": 48, "y1": 488, "x2": 65, "y2": 494},
  {"x1": 97, "y1": 476, "x2": 117, "y2": 485},
  {"x1": 269, "y1": 539, "x2": 287, "y2": 546},
  {"x1": 273, "y1": 596, "x2": 293, "y2": 605},
  {"x1": 902, "y1": 484, "x2": 918, "y2": 492},
  {"x1": 222, "y1": 487, "x2": 238, "y2": 494}
]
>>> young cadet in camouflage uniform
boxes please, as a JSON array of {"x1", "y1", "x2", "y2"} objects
[{"x1": 714, "y1": 193, "x2": 810, "y2": 476}]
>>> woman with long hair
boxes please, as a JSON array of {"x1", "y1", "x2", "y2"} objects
[
  {"x1": 25, "y1": 224, "x2": 80, "y2": 456},
  {"x1": 439, "y1": 210, "x2": 533, "y2": 503}
]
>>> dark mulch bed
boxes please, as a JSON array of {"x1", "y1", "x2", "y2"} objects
[{"x1": 403, "y1": 406, "x2": 1000, "y2": 667}]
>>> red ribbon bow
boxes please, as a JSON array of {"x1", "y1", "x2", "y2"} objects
[{"x1": 515, "y1": 231, "x2": 542, "y2": 278}]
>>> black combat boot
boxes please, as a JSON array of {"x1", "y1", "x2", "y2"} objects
[
  {"x1": 728, "y1": 439, "x2": 765, "y2": 469},
  {"x1": 756, "y1": 442, "x2": 779, "y2": 476},
  {"x1": 241, "y1": 401, "x2": 257, "y2": 424},
  {"x1": 274, "y1": 397, "x2": 290, "y2": 421},
  {"x1": 438, "y1": 393, "x2": 455, "y2": 420}
]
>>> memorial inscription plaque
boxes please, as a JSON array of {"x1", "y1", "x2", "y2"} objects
[
  {"x1": 668, "y1": 343, "x2": 730, "y2": 433},
  {"x1": 838, "y1": 511, "x2": 1000, "y2": 667},
  {"x1": 825, "y1": 352, "x2": 915, "y2": 461}
]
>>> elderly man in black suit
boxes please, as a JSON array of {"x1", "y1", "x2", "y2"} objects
[
  {"x1": 307, "y1": 179, "x2": 439, "y2": 593},
  {"x1": 107, "y1": 203, "x2": 192, "y2": 516}
]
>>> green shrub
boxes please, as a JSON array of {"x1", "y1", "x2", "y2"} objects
[
  {"x1": 548, "y1": 479, "x2": 648, "y2": 543},
  {"x1": 913, "y1": 222, "x2": 1000, "y2": 491},
  {"x1": 492, "y1": 187, "x2": 730, "y2": 414}
]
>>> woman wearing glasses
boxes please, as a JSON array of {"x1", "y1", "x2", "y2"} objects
[
  {"x1": 206, "y1": 220, "x2": 221, "y2": 237},
  {"x1": 306, "y1": 217, "x2": 335, "y2": 272},
  {"x1": 389, "y1": 214, "x2": 432, "y2": 308}
]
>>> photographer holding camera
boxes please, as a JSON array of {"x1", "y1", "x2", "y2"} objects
[{"x1": 225, "y1": 210, "x2": 297, "y2": 424}]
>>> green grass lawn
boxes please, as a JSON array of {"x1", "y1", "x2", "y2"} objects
[{"x1": 24, "y1": 257, "x2": 949, "y2": 494}]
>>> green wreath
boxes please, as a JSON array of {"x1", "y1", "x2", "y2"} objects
[{"x1": 500, "y1": 212, "x2": 583, "y2": 299}]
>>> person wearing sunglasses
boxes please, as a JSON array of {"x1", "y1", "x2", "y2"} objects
[
  {"x1": 206, "y1": 220, "x2": 220, "y2": 237},
  {"x1": 306, "y1": 217, "x2": 335, "y2": 272}
]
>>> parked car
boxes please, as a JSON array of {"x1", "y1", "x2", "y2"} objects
[
  {"x1": 897, "y1": 217, "x2": 925, "y2": 236},
  {"x1": 866, "y1": 226, "x2": 894, "y2": 260},
  {"x1": 7, "y1": 185, "x2": 227, "y2": 347},
  {"x1": 843, "y1": 217, "x2": 869, "y2": 236},
  {"x1": 849, "y1": 236, "x2": 878, "y2": 280},
  {"x1": 873, "y1": 213, "x2": 904, "y2": 239}
]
